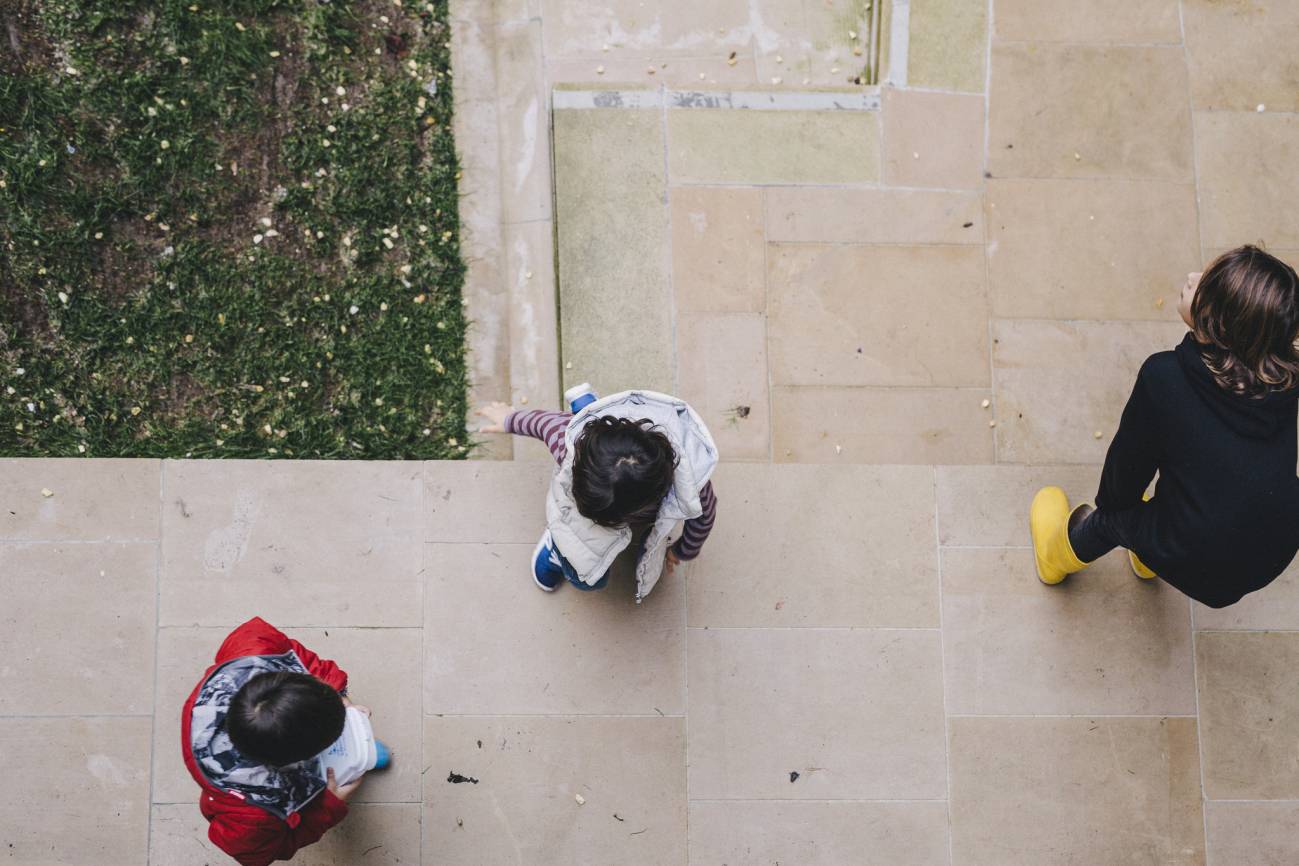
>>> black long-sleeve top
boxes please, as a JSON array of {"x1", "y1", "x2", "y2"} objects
[{"x1": 1097, "y1": 334, "x2": 1299, "y2": 607}]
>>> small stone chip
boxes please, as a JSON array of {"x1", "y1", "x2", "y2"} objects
[
  {"x1": 1094, "y1": 430, "x2": 1104, "y2": 439},
  {"x1": 41, "y1": 488, "x2": 53, "y2": 498},
  {"x1": 575, "y1": 794, "x2": 585, "y2": 805},
  {"x1": 981, "y1": 399, "x2": 991, "y2": 409},
  {"x1": 988, "y1": 419, "x2": 997, "y2": 428}
]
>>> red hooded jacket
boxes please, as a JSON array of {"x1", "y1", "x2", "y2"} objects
[{"x1": 181, "y1": 617, "x2": 351, "y2": 866}]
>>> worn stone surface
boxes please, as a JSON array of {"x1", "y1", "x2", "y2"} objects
[
  {"x1": 554, "y1": 105, "x2": 674, "y2": 395},
  {"x1": 989, "y1": 43, "x2": 1193, "y2": 181},
  {"x1": 1197, "y1": 631, "x2": 1299, "y2": 799},
  {"x1": 950, "y1": 717, "x2": 1205, "y2": 866},
  {"x1": 908, "y1": 0, "x2": 988, "y2": 92},
  {"x1": 668, "y1": 108, "x2": 880, "y2": 185}
]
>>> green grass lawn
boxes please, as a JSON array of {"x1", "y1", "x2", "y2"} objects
[{"x1": 0, "y1": 0, "x2": 469, "y2": 459}]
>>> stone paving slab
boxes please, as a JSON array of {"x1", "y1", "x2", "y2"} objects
[
  {"x1": 949, "y1": 717, "x2": 1205, "y2": 866},
  {"x1": 0, "y1": 458, "x2": 159, "y2": 541},
  {"x1": 2, "y1": 716, "x2": 152, "y2": 865},
  {"x1": 424, "y1": 715, "x2": 687, "y2": 865},
  {"x1": 553, "y1": 103, "x2": 674, "y2": 396},
  {"x1": 687, "y1": 627, "x2": 947, "y2": 800},
  {"x1": 159, "y1": 461, "x2": 424, "y2": 627},
  {"x1": 0, "y1": 542, "x2": 156, "y2": 716}
]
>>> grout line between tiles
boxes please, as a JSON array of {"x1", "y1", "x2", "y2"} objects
[
  {"x1": 0, "y1": 712, "x2": 157, "y2": 719},
  {"x1": 1176, "y1": 4, "x2": 1213, "y2": 858}
]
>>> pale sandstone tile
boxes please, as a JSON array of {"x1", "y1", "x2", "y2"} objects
[
  {"x1": 149, "y1": 803, "x2": 420, "y2": 866},
  {"x1": 988, "y1": 44, "x2": 1193, "y2": 181},
  {"x1": 670, "y1": 187, "x2": 766, "y2": 313},
  {"x1": 949, "y1": 717, "x2": 1205, "y2": 866},
  {"x1": 1, "y1": 717, "x2": 151, "y2": 865},
  {"x1": 424, "y1": 715, "x2": 686, "y2": 865},
  {"x1": 151, "y1": 626, "x2": 422, "y2": 806},
  {"x1": 424, "y1": 543, "x2": 685, "y2": 714},
  {"x1": 908, "y1": 0, "x2": 988, "y2": 92},
  {"x1": 748, "y1": 0, "x2": 877, "y2": 87},
  {"x1": 992, "y1": 319, "x2": 1189, "y2": 464},
  {"x1": 767, "y1": 244, "x2": 988, "y2": 387},
  {"x1": 496, "y1": 17, "x2": 552, "y2": 225},
  {"x1": 676, "y1": 312, "x2": 770, "y2": 460},
  {"x1": 1193, "y1": 558, "x2": 1299, "y2": 631},
  {"x1": 424, "y1": 456, "x2": 551, "y2": 543},
  {"x1": 1205, "y1": 802, "x2": 1299, "y2": 866},
  {"x1": 504, "y1": 219, "x2": 561, "y2": 411},
  {"x1": 0, "y1": 542, "x2": 155, "y2": 715},
  {"x1": 994, "y1": 0, "x2": 1180, "y2": 43},
  {"x1": 1197, "y1": 631, "x2": 1299, "y2": 799},
  {"x1": 883, "y1": 88, "x2": 986, "y2": 189},
  {"x1": 554, "y1": 106, "x2": 674, "y2": 395},
  {"x1": 1183, "y1": 0, "x2": 1299, "y2": 112},
  {"x1": 942, "y1": 547, "x2": 1195, "y2": 715},
  {"x1": 772, "y1": 385, "x2": 995, "y2": 464},
  {"x1": 766, "y1": 187, "x2": 984, "y2": 245},
  {"x1": 688, "y1": 801, "x2": 950, "y2": 866},
  {"x1": 688, "y1": 628, "x2": 946, "y2": 799},
  {"x1": 936, "y1": 464, "x2": 1102, "y2": 547},
  {"x1": 1195, "y1": 112, "x2": 1299, "y2": 249},
  {"x1": 0, "y1": 458, "x2": 159, "y2": 541},
  {"x1": 545, "y1": 55, "x2": 760, "y2": 88},
  {"x1": 159, "y1": 461, "x2": 423, "y2": 627},
  {"x1": 668, "y1": 109, "x2": 880, "y2": 185},
  {"x1": 540, "y1": 0, "x2": 749, "y2": 57},
  {"x1": 688, "y1": 463, "x2": 938, "y2": 627},
  {"x1": 986, "y1": 178, "x2": 1200, "y2": 319}
]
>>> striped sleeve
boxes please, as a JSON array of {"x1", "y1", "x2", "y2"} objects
[
  {"x1": 504, "y1": 409, "x2": 572, "y2": 463},
  {"x1": 672, "y1": 481, "x2": 717, "y2": 561}
]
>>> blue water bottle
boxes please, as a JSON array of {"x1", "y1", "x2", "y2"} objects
[{"x1": 565, "y1": 382, "x2": 598, "y2": 414}]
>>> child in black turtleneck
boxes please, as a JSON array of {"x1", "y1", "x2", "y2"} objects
[{"x1": 1030, "y1": 245, "x2": 1299, "y2": 608}]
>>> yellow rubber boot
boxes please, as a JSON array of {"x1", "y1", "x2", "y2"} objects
[
  {"x1": 1128, "y1": 550, "x2": 1157, "y2": 579},
  {"x1": 1030, "y1": 486, "x2": 1089, "y2": 585}
]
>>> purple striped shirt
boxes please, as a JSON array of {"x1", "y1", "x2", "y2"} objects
[{"x1": 506, "y1": 409, "x2": 717, "y2": 560}]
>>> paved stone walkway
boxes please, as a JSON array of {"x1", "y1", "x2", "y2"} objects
[{"x1": 6, "y1": 0, "x2": 1299, "y2": 863}]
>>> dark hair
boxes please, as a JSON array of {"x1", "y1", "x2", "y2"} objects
[
  {"x1": 571, "y1": 416, "x2": 677, "y2": 527},
  {"x1": 1192, "y1": 245, "x2": 1299, "y2": 396},
  {"x1": 226, "y1": 672, "x2": 345, "y2": 767}
]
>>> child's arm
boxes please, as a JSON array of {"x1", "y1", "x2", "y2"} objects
[
  {"x1": 672, "y1": 482, "x2": 717, "y2": 561},
  {"x1": 213, "y1": 618, "x2": 348, "y2": 693},
  {"x1": 1095, "y1": 368, "x2": 1161, "y2": 511},
  {"x1": 505, "y1": 409, "x2": 572, "y2": 463},
  {"x1": 206, "y1": 790, "x2": 350, "y2": 866}
]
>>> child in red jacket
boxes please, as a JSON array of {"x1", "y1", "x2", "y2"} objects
[{"x1": 181, "y1": 618, "x2": 372, "y2": 865}]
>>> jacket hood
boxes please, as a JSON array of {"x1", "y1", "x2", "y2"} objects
[
  {"x1": 189, "y1": 652, "x2": 326, "y2": 820},
  {"x1": 547, "y1": 390, "x2": 719, "y2": 598},
  {"x1": 1176, "y1": 333, "x2": 1299, "y2": 439}
]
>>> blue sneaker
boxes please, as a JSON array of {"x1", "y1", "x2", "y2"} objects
[
  {"x1": 531, "y1": 530, "x2": 563, "y2": 592},
  {"x1": 564, "y1": 382, "x2": 598, "y2": 414}
]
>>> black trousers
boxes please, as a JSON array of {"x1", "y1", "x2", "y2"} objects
[{"x1": 1068, "y1": 506, "x2": 1139, "y2": 563}]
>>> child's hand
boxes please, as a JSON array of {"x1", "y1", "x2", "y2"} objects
[
  {"x1": 665, "y1": 547, "x2": 681, "y2": 575},
  {"x1": 341, "y1": 696, "x2": 371, "y2": 717},
  {"x1": 475, "y1": 402, "x2": 514, "y2": 433},
  {"x1": 326, "y1": 767, "x2": 365, "y2": 801}
]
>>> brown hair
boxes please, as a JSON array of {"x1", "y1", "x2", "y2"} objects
[
  {"x1": 571, "y1": 416, "x2": 677, "y2": 528},
  {"x1": 1191, "y1": 245, "x2": 1299, "y2": 396}
]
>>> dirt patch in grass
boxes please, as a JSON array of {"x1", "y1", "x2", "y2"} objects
[{"x1": 0, "y1": 0, "x2": 468, "y2": 459}]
